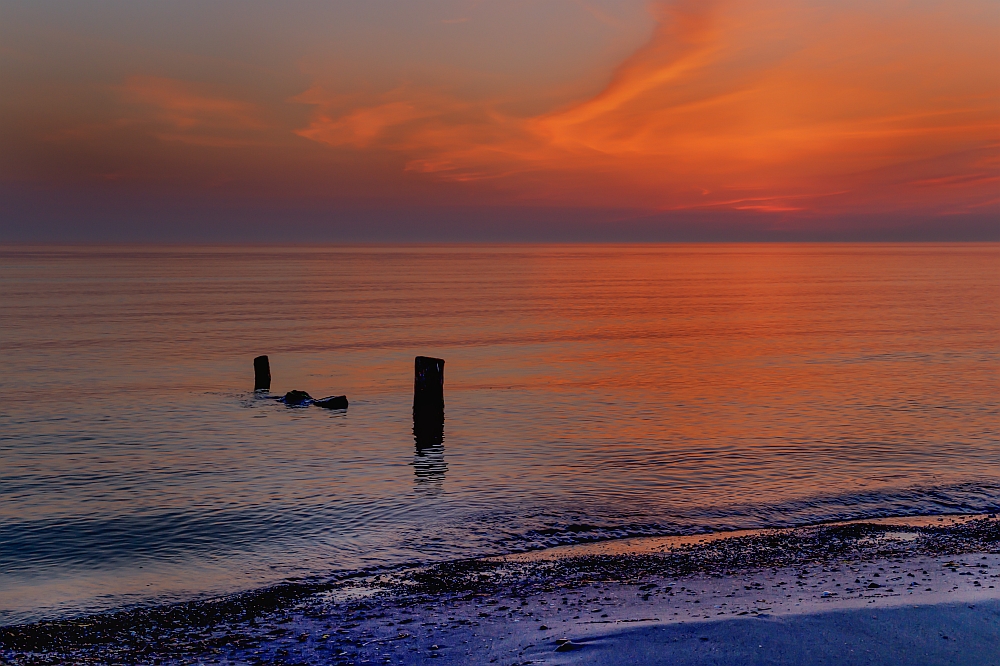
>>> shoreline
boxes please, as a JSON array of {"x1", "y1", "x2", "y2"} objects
[{"x1": 3, "y1": 514, "x2": 999, "y2": 664}]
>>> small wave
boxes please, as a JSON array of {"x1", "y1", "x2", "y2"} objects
[{"x1": 470, "y1": 481, "x2": 1000, "y2": 555}]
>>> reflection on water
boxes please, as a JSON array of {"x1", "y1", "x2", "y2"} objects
[
  {"x1": 1, "y1": 244, "x2": 998, "y2": 624},
  {"x1": 413, "y1": 409, "x2": 447, "y2": 487}
]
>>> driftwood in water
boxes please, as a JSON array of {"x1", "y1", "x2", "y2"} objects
[
  {"x1": 254, "y1": 355, "x2": 271, "y2": 392},
  {"x1": 255, "y1": 356, "x2": 348, "y2": 410},
  {"x1": 253, "y1": 356, "x2": 346, "y2": 409},
  {"x1": 314, "y1": 395, "x2": 349, "y2": 410},
  {"x1": 278, "y1": 390, "x2": 348, "y2": 410},
  {"x1": 282, "y1": 390, "x2": 312, "y2": 406}
]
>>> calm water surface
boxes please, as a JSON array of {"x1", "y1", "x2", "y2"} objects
[{"x1": 1, "y1": 244, "x2": 998, "y2": 624}]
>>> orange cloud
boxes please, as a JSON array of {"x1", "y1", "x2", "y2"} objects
[
  {"x1": 293, "y1": 89, "x2": 442, "y2": 149},
  {"x1": 119, "y1": 76, "x2": 272, "y2": 147},
  {"x1": 295, "y1": 0, "x2": 1000, "y2": 216}
]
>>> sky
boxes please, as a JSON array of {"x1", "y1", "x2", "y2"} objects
[{"x1": 1, "y1": 0, "x2": 997, "y2": 242}]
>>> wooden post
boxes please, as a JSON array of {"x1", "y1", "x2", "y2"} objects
[
  {"x1": 254, "y1": 355, "x2": 271, "y2": 392},
  {"x1": 413, "y1": 406, "x2": 445, "y2": 451},
  {"x1": 413, "y1": 356, "x2": 445, "y2": 411},
  {"x1": 413, "y1": 356, "x2": 445, "y2": 448}
]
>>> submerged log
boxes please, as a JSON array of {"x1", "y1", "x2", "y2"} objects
[
  {"x1": 314, "y1": 395, "x2": 349, "y2": 410},
  {"x1": 413, "y1": 356, "x2": 445, "y2": 412},
  {"x1": 279, "y1": 391, "x2": 348, "y2": 410},
  {"x1": 281, "y1": 390, "x2": 312, "y2": 406},
  {"x1": 253, "y1": 355, "x2": 271, "y2": 392},
  {"x1": 256, "y1": 355, "x2": 348, "y2": 410}
]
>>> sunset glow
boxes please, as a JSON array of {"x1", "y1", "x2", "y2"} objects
[
  {"x1": 1, "y1": 0, "x2": 997, "y2": 239},
  {"x1": 4, "y1": 2, "x2": 1000, "y2": 658}
]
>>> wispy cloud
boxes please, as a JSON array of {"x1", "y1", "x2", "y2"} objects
[
  {"x1": 119, "y1": 76, "x2": 273, "y2": 147},
  {"x1": 293, "y1": 0, "x2": 1000, "y2": 215}
]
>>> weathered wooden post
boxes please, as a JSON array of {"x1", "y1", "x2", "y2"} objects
[
  {"x1": 254, "y1": 355, "x2": 271, "y2": 392},
  {"x1": 413, "y1": 356, "x2": 445, "y2": 411},
  {"x1": 413, "y1": 356, "x2": 445, "y2": 449}
]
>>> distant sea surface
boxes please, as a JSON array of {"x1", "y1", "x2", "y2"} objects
[{"x1": 2, "y1": 244, "x2": 998, "y2": 625}]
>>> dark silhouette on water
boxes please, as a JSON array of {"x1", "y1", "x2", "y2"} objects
[
  {"x1": 413, "y1": 409, "x2": 446, "y2": 484},
  {"x1": 254, "y1": 356, "x2": 347, "y2": 409},
  {"x1": 413, "y1": 356, "x2": 445, "y2": 412},
  {"x1": 314, "y1": 395, "x2": 349, "y2": 410},
  {"x1": 281, "y1": 390, "x2": 313, "y2": 406},
  {"x1": 253, "y1": 355, "x2": 271, "y2": 392},
  {"x1": 413, "y1": 408, "x2": 444, "y2": 451},
  {"x1": 413, "y1": 356, "x2": 446, "y2": 484},
  {"x1": 278, "y1": 390, "x2": 349, "y2": 410}
]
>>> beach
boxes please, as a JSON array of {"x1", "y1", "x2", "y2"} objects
[
  {"x1": 4, "y1": 515, "x2": 999, "y2": 664},
  {"x1": 4, "y1": 0, "x2": 999, "y2": 657},
  {"x1": 4, "y1": 245, "x2": 999, "y2": 627},
  {"x1": 2, "y1": 245, "x2": 998, "y2": 663}
]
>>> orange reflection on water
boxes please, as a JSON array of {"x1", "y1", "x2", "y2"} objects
[{"x1": 1, "y1": 244, "x2": 998, "y2": 622}]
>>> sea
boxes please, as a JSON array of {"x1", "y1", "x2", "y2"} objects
[{"x1": 1, "y1": 244, "x2": 998, "y2": 625}]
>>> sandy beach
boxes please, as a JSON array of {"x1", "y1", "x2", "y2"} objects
[
  {"x1": 4, "y1": 0, "x2": 999, "y2": 658},
  {"x1": 4, "y1": 515, "x2": 999, "y2": 664},
  {"x1": 4, "y1": 0, "x2": 999, "y2": 653}
]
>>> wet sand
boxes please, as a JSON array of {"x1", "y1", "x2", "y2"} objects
[
  {"x1": 2, "y1": 515, "x2": 999, "y2": 664},
  {"x1": 536, "y1": 601, "x2": 1000, "y2": 665}
]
